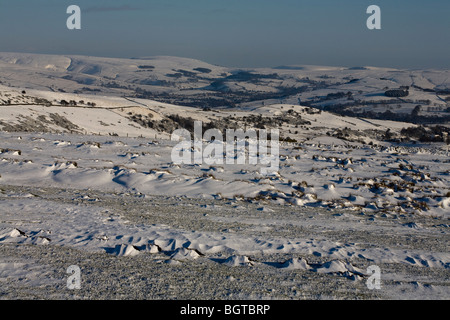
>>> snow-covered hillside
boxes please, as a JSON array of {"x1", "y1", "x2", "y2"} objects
[
  {"x1": 0, "y1": 83, "x2": 433, "y2": 144},
  {"x1": 0, "y1": 52, "x2": 449, "y2": 123}
]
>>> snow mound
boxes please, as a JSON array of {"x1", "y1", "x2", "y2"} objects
[
  {"x1": 34, "y1": 236, "x2": 51, "y2": 245},
  {"x1": 280, "y1": 258, "x2": 367, "y2": 279},
  {"x1": 146, "y1": 244, "x2": 162, "y2": 254},
  {"x1": 110, "y1": 244, "x2": 141, "y2": 257},
  {"x1": 10, "y1": 228, "x2": 27, "y2": 238},
  {"x1": 280, "y1": 257, "x2": 311, "y2": 270},
  {"x1": 316, "y1": 260, "x2": 357, "y2": 274},
  {"x1": 314, "y1": 260, "x2": 367, "y2": 279},
  {"x1": 170, "y1": 247, "x2": 203, "y2": 260},
  {"x1": 223, "y1": 255, "x2": 254, "y2": 267},
  {"x1": 402, "y1": 222, "x2": 422, "y2": 229}
]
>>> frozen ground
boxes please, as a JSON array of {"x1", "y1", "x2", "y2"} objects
[{"x1": 0, "y1": 132, "x2": 449, "y2": 299}]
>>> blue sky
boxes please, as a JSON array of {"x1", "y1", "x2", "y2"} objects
[{"x1": 1, "y1": 0, "x2": 449, "y2": 68}]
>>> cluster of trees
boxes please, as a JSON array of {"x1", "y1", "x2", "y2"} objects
[
  {"x1": 325, "y1": 91, "x2": 353, "y2": 100},
  {"x1": 34, "y1": 98, "x2": 52, "y2": 106},
  {"x1": 400, "y1": 125, "x2": 450, "y2": 143},
  {"x1": 60, "y1": 100, "x2": 96, "y2": 107},
  {"x1": 384, "y1": 88, "x2": 409, "y2": 98},
  {"x1": 60, "y1": 99, "x2": 78, "y2": 106},
  {"x1": 326, "y1": 104, "x2": 450, "y2": 125},
  {"x1": 193, "y1": 67, "x2": 212, "y2": 74},
  {"x1": 128, "y1": 113, "x2": 156, "y2": 129},
  {"x1": 137, "y1": 65, "x2": 155, "y2": 70}
]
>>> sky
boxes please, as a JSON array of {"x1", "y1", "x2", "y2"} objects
[{"x1": 0, "y1": 0, "x2": 449, "y2": 69}]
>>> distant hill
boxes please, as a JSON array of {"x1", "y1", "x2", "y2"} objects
[{"x1": 0, "y1": 52, "x2": 449, "y2": 125}]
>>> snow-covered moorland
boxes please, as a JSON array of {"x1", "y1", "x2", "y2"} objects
[
  {"x1": 0, "y1": 132, "x2": 449, "y2": 299},
  {"x1": 0, "y1": 56, "x2": 449, "y2": 300}
]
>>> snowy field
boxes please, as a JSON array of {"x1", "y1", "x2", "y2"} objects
[{"x1": 0, "y1": 131, "x2": 449, "y2": 299}]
